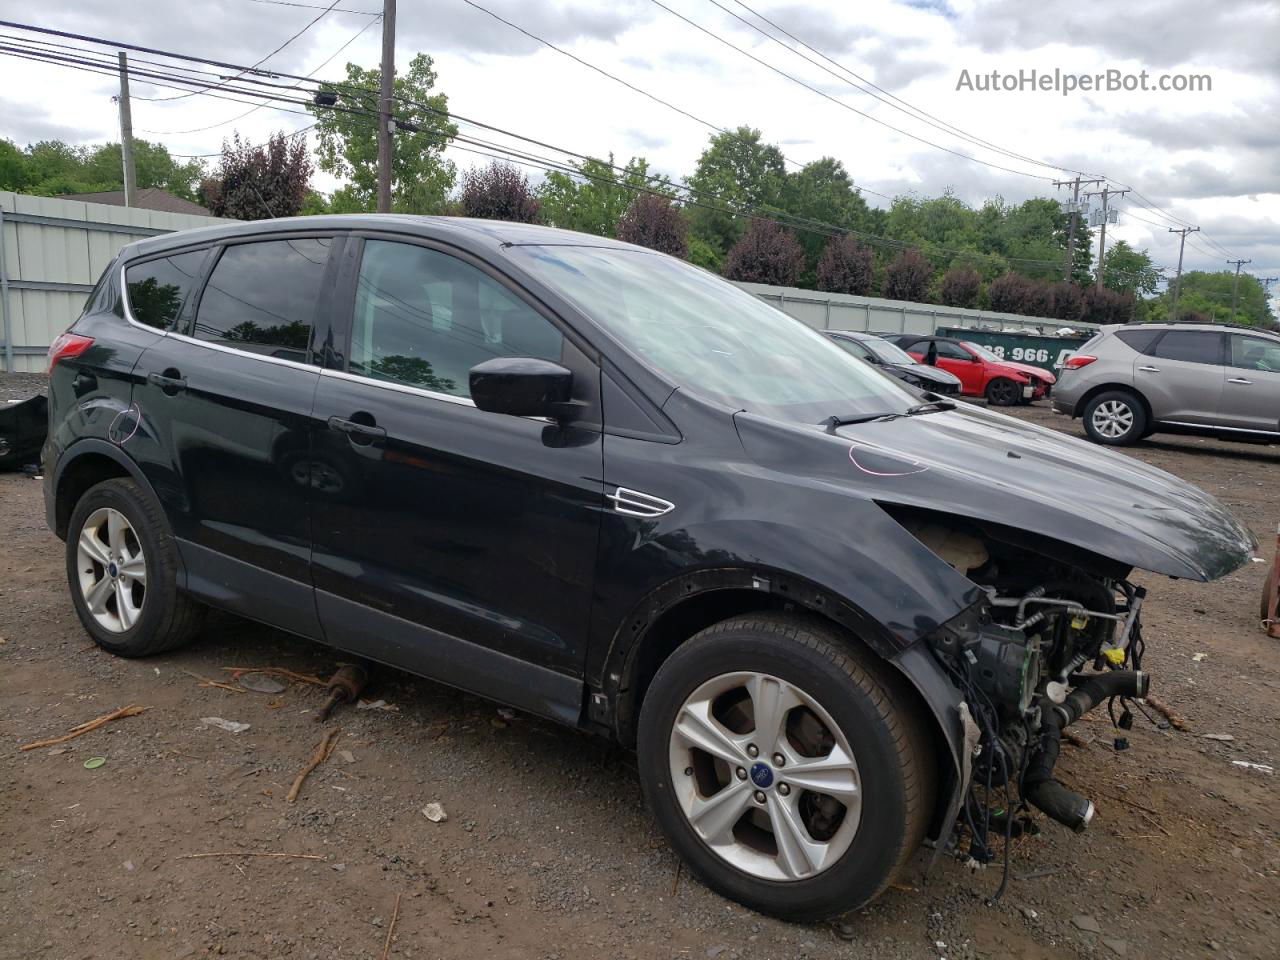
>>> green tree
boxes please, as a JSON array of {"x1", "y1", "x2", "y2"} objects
[
  {"x1": 310, "y1": 53, "x2": 457, "y2": 213},
  {"x1": 1149, "y1": 271, "x2": 1276, "y2": 327},
  {"x1": 684, "y1": 127, "x2": 786, "y2": 261},
  {"x1": 780, "y1": 157, "x2": 875, "y2": 281},
  {"x1": 1102, "y1": 240, "x2": 1161, "y2": 295},
  {"x1": 539, "y1": 155, "x2": 664, "y2": 236},
  {"x1": 0, "y1": 138, "x2": 204, "y2": 199}
]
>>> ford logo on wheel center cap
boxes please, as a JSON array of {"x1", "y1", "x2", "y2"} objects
[{"x1": 749, "y1": 761, "x2": 774, "y2": 789}]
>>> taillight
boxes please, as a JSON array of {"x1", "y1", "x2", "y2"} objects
[
  {"x1": 47, "y1": 332, "x2": 95, "y2": 374},
  {"x1": 1064, "y1": 354, "x2": 1097, "y2": 370}
]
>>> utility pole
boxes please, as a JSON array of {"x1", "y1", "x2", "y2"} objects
[
  {"x1": 1227, "y1": 258, "x2": 1252, "y2": 323},
  {"x1": 376, "y1": 0, "x2": 397, "y2": 213},
  {"x1": 1083, "y1": 186, "x2": 1130, "y2": 290},
  {"x1": 1167, "y1": 226, "x2": 1201, "y2": 322},
  {"x1": 116, "y1": 52, "x2": 136, "y2": 208},
  {"x1": 1053, "y1": 176, "x2": 1104, "y2": 282}
]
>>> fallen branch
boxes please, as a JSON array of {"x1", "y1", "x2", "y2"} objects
[
  {"x1": 380, "y1": 892, "x2": 402, "y2": 960},
  {"x1": 19, "y1": 705, "x2": 149, "y2": 751},
  {"x1": 1143, "y1": 694, "x2": 1188, "y2": 731},
  {"x1": 182, "y1": 669, "x2": 245, "y2": 694},
  {"x1": 223, "y1": 666, "x2": 326, "y2": 687},
  {"x1": 177, "y1": 852, "x2": 324, "y2": 861},
  {"x1": 287, "y1": 728, "x2": 340, "y2": 804}
]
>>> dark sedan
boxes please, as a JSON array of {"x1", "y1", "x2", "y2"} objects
[{"x1": 825, "y1": 330, "x2": 962, "y2": 396}]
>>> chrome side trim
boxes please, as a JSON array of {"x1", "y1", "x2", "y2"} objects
[
  {"x1": 319, "y1": 367, "x2": 477, "y2": 407},
  {"x1": 165, "y1": 330, "x2": 322, "y2": 372},
  {"x1": 606, "y1": 486, "x2": 674, "y2": 518},
  {"x1": 1160, "y1": 420, "x2": 1280, "y2": 437}
]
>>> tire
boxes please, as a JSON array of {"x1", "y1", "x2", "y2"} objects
[
  {"x1": 1082, "y1": 390, "x2": 1147, "y2": 446},
  {"x1": 637, "y1": 613, "x2": 935, "y2": 922},
  {"x1": 65, "y1": 477, "x2": 205, "y2": 657},
  {"x1": 985, "y1": 378, "x2": 1021, "y2": 406}
]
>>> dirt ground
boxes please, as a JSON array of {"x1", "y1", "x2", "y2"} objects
[{"x1": 2, "y1": 382, "x2": 1277, "y2": 960}]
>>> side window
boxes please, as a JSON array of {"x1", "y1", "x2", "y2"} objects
[
  {"x1": 1230, "y1": 334, "x2": 1280, "y2": 373},
  {"x1": 124, "y1": 250, "x2": 207, "y2": 330},
  {"x1": 830, "y1": 337, "x2": 872, "y2": 361},
  {"x1": 193, "y1": 238, "x2": 332, "y2": 362},
  {"x1": 935, "y1": 341, "x2": 971, "y2": 360},
  {"x1": 1152, "y1": 331, "x2": 1223, "y2": 364},
  {"x1": 1115, "y1": 328, "x2": 1163, "y2": 354},
  {"x1": 349, "y1": 239, "x2": 563, "y2": 398}
]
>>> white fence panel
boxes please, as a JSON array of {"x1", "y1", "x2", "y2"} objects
[{"x1": 0, "y1": 191, "x2": 233, "y2": 372}]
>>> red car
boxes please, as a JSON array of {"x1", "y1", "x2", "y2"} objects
[{"x1": 889, "y1": 334, "x2": 1057, "y2": 405}]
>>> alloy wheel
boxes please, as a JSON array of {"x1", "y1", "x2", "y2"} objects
[
  {"x1": 76, "y1": 507, "x2": 146, "y2": 633},
  {"x1": 1091, "y1": 400, "x2": 1134, "y2": 439},
  {"x1": 668, "y1": 671, "x2": 862, "y2": 882}
]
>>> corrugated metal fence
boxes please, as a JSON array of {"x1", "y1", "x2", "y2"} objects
[
  {"x1": 0, "y1": 192, "x2": 231, "y2": 372},
  {"x1": 733, "y1": 281, "x2": 1099, "y2": 337}
]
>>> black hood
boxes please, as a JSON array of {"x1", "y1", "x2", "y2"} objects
[
  {"x1": 886, "y1": 362, "x2": 961, "y2": 390},
  {"x1": 736, "y1": 403, "x2": 1256, "y2": 582}
]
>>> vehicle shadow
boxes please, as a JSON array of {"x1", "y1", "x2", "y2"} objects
[{"x1": 1137, "y1": 437, "x2": 1280, "y2": 464}]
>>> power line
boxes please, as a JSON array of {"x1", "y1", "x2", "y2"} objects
[
  {"x1": 644, "y1": 0, "x2": 1057, "y2": 182},
  {"x1": 138, "y1": 14, "x2": 380, "y2": 135},
  {"x1": 245, "y1": 0, "x2": 378, "y2": 13},
  {"x1": 710, "y1": 0, "x2": 1101, "y2": 179},
  {"x1": 141, "y1": 0, "x2": 342, "y2": 102},
  {"x1": 0, "y1": 22, "x2": 1145, "y2": 275}
]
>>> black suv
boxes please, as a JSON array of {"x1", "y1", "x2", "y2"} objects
[{"x1": 44, "y1": 217, "x2": 1254, "y2": 921}]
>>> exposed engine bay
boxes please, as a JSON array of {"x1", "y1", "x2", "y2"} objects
[{"x1": 896, "y1": 511, "x2": 1159, "y2": 891}]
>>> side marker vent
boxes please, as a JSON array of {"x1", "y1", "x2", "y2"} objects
[{"x1": 607, "y1": 486, "x2": 674, "y2": 518}]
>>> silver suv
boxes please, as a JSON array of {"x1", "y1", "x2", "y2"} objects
[{"x1": 1053, "y1": 323, "x2": 1280, "y2": 445}]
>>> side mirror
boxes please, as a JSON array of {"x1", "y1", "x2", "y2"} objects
[{"x1": 469, "y1": 357, "x2": 574, "y2": 419}]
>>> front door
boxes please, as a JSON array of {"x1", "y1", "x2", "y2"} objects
[
  {"x1": 927, "y1": 340, "x2": 983, "y2": 394},
  {"x1": 131, "y1": 235, "x2": 340, "y2": 638},
  {"x1": 308, "y1": 237, "x2": 603, "y2": 722},
  {"x1": 1133, "y1": 329, "x2": 1224, "y2": 425},
  {"x1": 1219, "y1": 333, "x2": 1280, "y2": 435}
]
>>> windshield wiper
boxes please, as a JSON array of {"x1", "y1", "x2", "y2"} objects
[
  {"x1": 823, "y1": 400, "x2": 956, "y2": 431},
  {"x1": 822, "y1": 412, "x2": 898, "y2": 430}
]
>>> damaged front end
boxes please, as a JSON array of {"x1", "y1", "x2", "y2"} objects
[{"x1": 890, "y1": 508, "x2": 1157, "y2": 869}]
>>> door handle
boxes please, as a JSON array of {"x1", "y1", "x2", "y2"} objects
[
  {"x1": 327, "y1": 415, "x2": 386, "y2": 441},
  {"x1": 1227, "y1": 377, "x2": 1253, "y2": 385},
  {"x1": 147, "y1": 370, "x2": 187, "y2": 393},
  {"x1": 1137, "y1": 365, "x2": 1160, "y2": 373}
]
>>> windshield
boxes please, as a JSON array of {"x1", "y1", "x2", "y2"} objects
[
  {"x1": 862, "y1": 337, "x2": 920, "y2": 366},
  {"x1": 963, "y1": 341, "x2": 1002, "y2": 362},
  {"x1": 508, "y1": 245, "x2": 918, "y2": 423}
]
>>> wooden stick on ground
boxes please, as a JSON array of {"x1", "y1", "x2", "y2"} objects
[
  {"x1": 177, "y1": 852, "x2": 324, "y2": 861},
  {"x1": 19, "y1": 705, "x2": 149, "y2": 751},
  {"x1": 222, "y1": 667, "x2": 328, "y2": 687},
  {"x1": 287, "y1": 728, "x2": 340, "y2": 804},
  {"x1": 1144, "y1": 694, "x2": 1189, "y2": 731},
  {"x1": 380, "y1": 892, "x2": 402, "y2": 960},
  {"x1": 182, "y1": 669, "x2": 245, "y2": 694}
]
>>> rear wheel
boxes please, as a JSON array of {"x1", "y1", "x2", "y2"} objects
[
  {"x1": 66, "y1": 478, "x2": 205, "y2": 656},
  {"x1": 1083, "y1": 391, "x2": 1147, "y2": 446},
  {"x1": 985, "y1": 378, "x2": 1021, "y2": 406},
  {"x1": 637, "y1": 613, "x2": 934, "y2": 921}
]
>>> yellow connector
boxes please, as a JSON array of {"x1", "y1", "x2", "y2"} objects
[{"x1": 1101, "y1": 647, "x2": 1125, "y2": 666}]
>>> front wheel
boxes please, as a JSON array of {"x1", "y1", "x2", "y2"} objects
[
  {"x1": 985, "y1": 377, "x2": 1022, "y2": 406},
  {"x1": 636, "y1": 614, "x2": 934, "y2": 922}
]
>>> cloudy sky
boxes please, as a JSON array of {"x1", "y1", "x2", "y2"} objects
[{"x1": 3, "y1": 0, "x2": 1277, "y2": 305}]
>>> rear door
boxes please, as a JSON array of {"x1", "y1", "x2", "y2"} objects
[
  {"x1": 306, "y1": 235, "x2": 603, "y2": 722},
  {"x1": 1219, "y1": 333, "x2": 1280, "y2": 435},
  {"x1": 130, "y1": 234, "x2": 341, "y2": 638},
  {"x1": 1132, "y1": 330, "x2": 1225, "y2": 425}
]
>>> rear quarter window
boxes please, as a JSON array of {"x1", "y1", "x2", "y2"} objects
[
  {"x1": 1114, "y1": 328, "x2": 1163, "y2": 354},
  {"x1": 124, "y1": 250, "x2": 209, "y2": 330}
]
